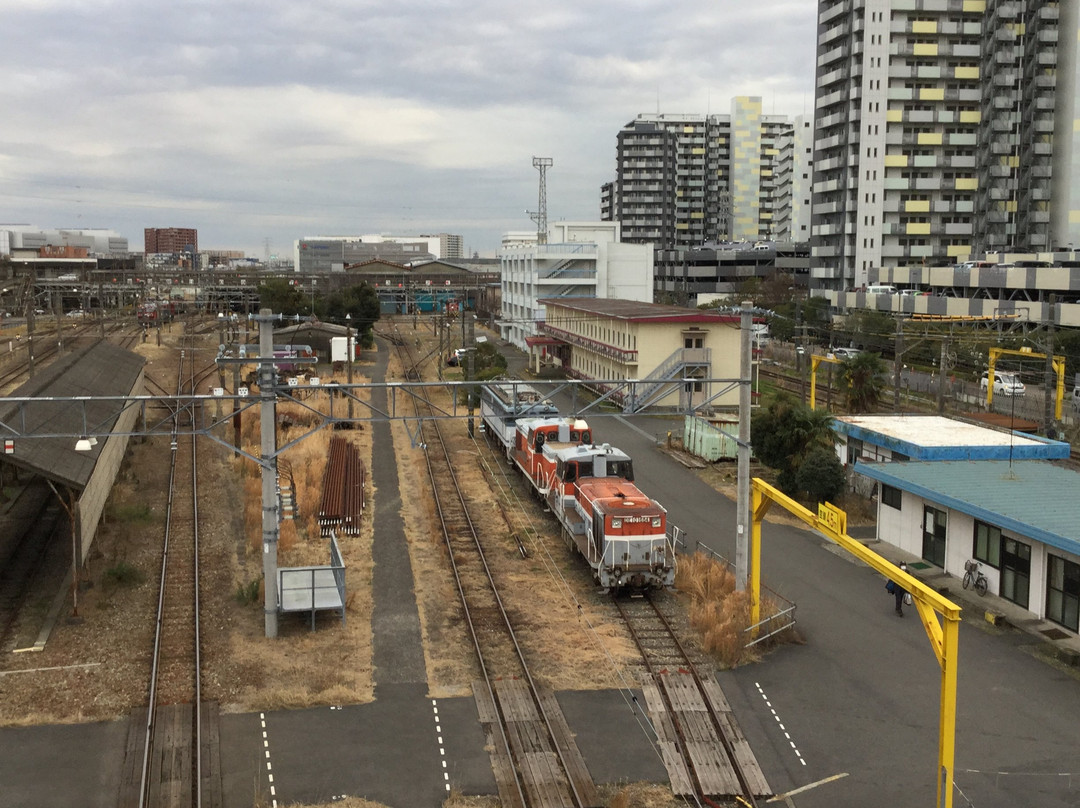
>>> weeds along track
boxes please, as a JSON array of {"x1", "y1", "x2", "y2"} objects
[
  {"x1": 615, "y1": 593, "x2": 769, "y2": 805},
  {"x1": 119, "y1": 341, "x2": 221, "y2": 808},
  {"x1": 388, "y1": 324, "x2": 599, "y2": 808}
]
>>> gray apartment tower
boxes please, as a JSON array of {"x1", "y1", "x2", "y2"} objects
[
  {"x1": 812, "y1": 0, "x2": 1080, "y2": 290},
  {"x1": 603, "y1": 99, "x2": 812, "y2": 289}
]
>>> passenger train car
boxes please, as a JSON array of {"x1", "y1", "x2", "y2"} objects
[
  {"x1": 480, "y1": 383, "x2": 676, "y2": 591},
  {"x1": 479, "y1": 382, "x2": 559, "y2": 457}
]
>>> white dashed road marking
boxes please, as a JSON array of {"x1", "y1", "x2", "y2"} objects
[
  {"x1": 432, "y1": 699, "x2": 451, "y2": 792},
  {"x1": 260, "y1": 712, "x2": 278, "y2": 807},
  {"x1": 756, "y1": 682, "x2": 807, "y2": 766}
]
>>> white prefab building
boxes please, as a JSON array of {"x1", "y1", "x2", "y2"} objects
[
  {"x1": 856, "y1": 460, "x2": 1080, "y2": 637},
  {"x1": 498, "y1": 221, "x2": 653, "y2": 351},
  {"x1": 834, "y1": 415, "x2": 1071, "y2": 466}
]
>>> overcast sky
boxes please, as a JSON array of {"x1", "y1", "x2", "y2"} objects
[{"x1": 1, "y1": 0, "x2": 817, "y2": 258}]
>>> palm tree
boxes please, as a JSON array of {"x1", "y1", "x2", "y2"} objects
[{"x1": 841, "y1": 352, "x2": 887, "y2": 412}]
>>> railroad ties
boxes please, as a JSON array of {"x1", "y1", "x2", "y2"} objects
[
  {"x1": 318, "y1": 436, "x2": 366, "y2": 536},
  {"x1": 474, "y1": 679, "x2": 600, "y2": 808},
  {"x1": 616, "y1": 595, "x2": 771, "y2": 802}
]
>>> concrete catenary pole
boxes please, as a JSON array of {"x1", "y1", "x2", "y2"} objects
[
  {"x1": 736, "y1": 300, "x2": 753, "y2": 591},
  {"x1": 258, "y1": 309, "x2": 281, "y2": 638}
]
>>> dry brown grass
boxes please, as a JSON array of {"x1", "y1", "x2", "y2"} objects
[
  {"x1": 599, "y1": 781, "x2": 682, "y2": 808},
  {"x1": 676, "y1": 552, "x2": 799, "y2": 668},
  {"x1": 389, "y1": 321, "x2": 640, "y2": 697}
]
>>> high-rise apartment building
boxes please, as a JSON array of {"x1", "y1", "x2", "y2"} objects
[
  {"x1": 144, "y1": 227, "x2": 198, "y2": 254},
  {"x1": 603, "y1": 99, "x2": 811, "y2": 290},
  {"x1": 812, "y1": 0, "x2": 1079, "y2": 290}
]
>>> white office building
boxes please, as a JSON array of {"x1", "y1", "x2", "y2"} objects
[{"x1": 498, "y1": 222, "x2": 653, "y2": 351}]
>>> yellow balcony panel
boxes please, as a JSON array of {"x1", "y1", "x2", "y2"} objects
[
  {"x1": 683, "y1": 126, "x2": 696, "y2": 133},
  {"x1": 887, "y1": 109, "x2": 903, "y2": 122},
  {"x1": 676, "y1": 223, "x2": 689, "y2": 230},
  {"x1": 947, "y1": 244, "x2": 970, "y2": 257},
  {"x1": 955, "y1": 66, "x2": 980, "y2": 80},
  {"x1": 913, "y1": 43, "x2": 939, "y2": 56},
  {"x1": 692, "y1": 147, "x2": 706, "y2": 155},
  {"x1": 765, "y1": 148, "x2": 779, "y2": 155},
  {"x1": 906, "y1": 222, "x2": 932, "y2": 235},
  {"x1": 920, "y1": 87, "x2": 945, "y2": 101},
  {"x1": 963, "y1": 0, "x2": 986, "y2": 10},
  {"x1": 884, "y1": 154, "x2": 909, "y2": 167},
  {"x1": 691, "y1": 212, "x2": 704, "y2": 219},
  {"x1": 762, "y1": 169, "x2": 773, "y2": 176},
  {"x1": 760, "y1": 213, "x2": 773, "y2": 220},
  {"x1": 905, "y1": 200, "x2": 931, "y2": 212},
  {"x1": 912, "y1": 20, "x2": 937, "y2": 33},
  {"x1": 960, "y1": 110, "x2": 981, "y2": 124},
  {"x1": 1009, "y1": 156, "x2": 1020, "y2": 167},
  {"x1": 918, "y1": 132, "x2": 943, "y2": 145},
  {"x1": 1006, "y1": 201, "x2": 1017, "y2": 212},
  {"x1": 955, "y1": 177, "x2": 978, "y2": 190}
]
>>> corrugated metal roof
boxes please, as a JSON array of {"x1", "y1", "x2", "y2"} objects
[
  {"x1": 835, "y1": 414, "x2": 1070, "y2": 460},
  {"x1": 855, "y1": 460, "x2": 1080, "y2": 557},
  {"x1": 538, "y1": 298, "x2": 740, "y2": 324},
  {"x1": 0, "y1": 342, "x2": 145, "y2": 490}
]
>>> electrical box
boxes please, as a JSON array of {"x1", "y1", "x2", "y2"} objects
[{"x1": 330, "y1": 336, "x2": 357, "y2": 362}]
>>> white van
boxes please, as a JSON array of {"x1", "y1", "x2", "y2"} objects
[
  {"x1": 866, "y1": 284, "x2": 897, "y2": 295},
  {"x1": 980, "y1": 371, "x2": 1025, "y2": 397}
]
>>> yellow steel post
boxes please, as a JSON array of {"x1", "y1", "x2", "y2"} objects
[
  {"x1": 750, "y1": 477, "x2": 961, "y2": 808},
  {"x1": 750, "y1": 486, "x2": 772, "y2": 629},
  {"x1": 938, "y1": 614, "x2": 960, "y2": 808},
  {"x1": 809, "y1": 356, "x2": 820, "y2": 410}
]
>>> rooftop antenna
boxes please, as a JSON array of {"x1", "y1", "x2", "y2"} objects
[{"x1": 528, "y1": 157, "x2": 553, "y2": 244}]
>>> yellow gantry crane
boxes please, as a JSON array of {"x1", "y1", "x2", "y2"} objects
[
  {"x1": 985, "y1": 346, "x2": 1066, "y2": 419},
  {"x1": 748, "y1": 478, "x2": 962, "y2": 808}
]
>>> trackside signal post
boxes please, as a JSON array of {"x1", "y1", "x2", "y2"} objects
[{"x1": 749, "y1": 478, "x2": 961, "y2": 808}]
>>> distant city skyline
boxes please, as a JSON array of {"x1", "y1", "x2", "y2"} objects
[{"x1": 0, "y1": 1, "x2": 816, "y2": 258}]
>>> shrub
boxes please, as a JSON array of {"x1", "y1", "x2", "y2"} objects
[
  {"x1": 103, "y1": 561, "x2": 145, "y2": 588},
  {"x1": 235, "y1": 578, "x2": 262, "y2": 605}
]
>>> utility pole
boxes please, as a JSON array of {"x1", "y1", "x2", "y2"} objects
[
  {"x1": 529, "y1": 157, "x2": 553, "y2": 244},
  {"x1": 256, "y1": 309, "x2": 281, "y2": 639},
  {"x1": 736, "y1": 301, "x2": 752, "y2": 592},
  {"x1": 937, "y1": 337, "x2": 949, "y2": 414},
  {"x1": 893, "y1": 318, "x2": 904, "y2": 412},
  {"x1": 1043, "y1": 294, "x2": 1056, "y2": 435},
  {"x1": 466, "y1": 313, "x2": 475, "y2": 438}
]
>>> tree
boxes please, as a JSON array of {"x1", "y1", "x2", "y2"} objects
[
  {"x1": 836, "y1": 310, "x2": 895, "y2": 355},
  {"x1": 318, "y1": 283, "x2": 381, "y2": 345},
  {"x1": 257, "y1": 279, "x2": 309, "y2": 316},
  {"x1": 840, "y1": 352, "x2": 887, "y2": 413},
  {"x1": 752, "y1": 395, "x2": 836, "y2": 494},
  {"x1": 796, "y1": 447, "x2": 846, "y2": 504}
]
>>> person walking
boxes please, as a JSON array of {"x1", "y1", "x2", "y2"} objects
[{"x1": 887, "y1": 562, "x2": 909, "y2": 616}]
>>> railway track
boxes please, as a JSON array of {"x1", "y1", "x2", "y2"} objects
[
  {"x1": 614, "y1": 593, "x2": 770, "y2": 804},
  {"x1": 388, "y1": 325, "x2": 600, "y2": 808},
  {"x1": 118, "y1": 345, "x2": 221, "y2": 808}
]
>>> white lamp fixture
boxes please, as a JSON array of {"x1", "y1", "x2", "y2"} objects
[{"x1": 74, "y1": 436, "x2": 94, "y2": 452}]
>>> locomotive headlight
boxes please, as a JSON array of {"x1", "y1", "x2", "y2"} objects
[
  {"x1": 611, "y1": 518, "x2": 622, "y2": 528},
  {"x1": 651, "y1": 517, "x2": 662, "y2": 528}
]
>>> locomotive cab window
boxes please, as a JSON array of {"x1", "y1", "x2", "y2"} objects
[{"x1": 608, "y1": 460, "x2": 634, "y2": 481}]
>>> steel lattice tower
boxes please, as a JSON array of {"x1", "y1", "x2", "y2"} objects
[{"x1": 530, "y1": 157, "x2": 553, "y2": 244}]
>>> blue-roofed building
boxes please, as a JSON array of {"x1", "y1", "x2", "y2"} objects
[{"x1": 855, "y1": 460, "x2": 1080, "y2": 636}]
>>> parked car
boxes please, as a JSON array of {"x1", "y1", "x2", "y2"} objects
[
  {"x1": 828, "y1": 347, "x2": 862, "y2": 360},
  {"x1": 980, "y1": 370, "x2": 1025, "y2": 397},
  {"x1": 1071, "y1": 385, "x2": 1080, "y2": 413},
  {"x1": 446, "y1": 348, "x2": 468, "y2": 366},
  {"x1": 66, "y1": 309, "x2": 86, "y2": 318}
]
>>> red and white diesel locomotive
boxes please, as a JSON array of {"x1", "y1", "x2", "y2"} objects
[{"x1": 481, "y1": 384, "x2": 676, "y2": 591}]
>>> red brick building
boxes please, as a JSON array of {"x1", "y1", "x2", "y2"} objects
[{"x1": 144, "y1": 227, "x2": 198, "y2": 254}]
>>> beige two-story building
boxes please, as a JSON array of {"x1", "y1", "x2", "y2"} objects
[{"x1": 535, "y1": 298, "x2": 742, "y2": 412}]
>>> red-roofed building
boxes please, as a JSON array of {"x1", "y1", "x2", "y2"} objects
[{"x1": 536, "y1": 297, "x2": 742, "y2": 411}]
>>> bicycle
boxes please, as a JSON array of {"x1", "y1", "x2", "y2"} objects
[{"x1": 962, "y1": 559, "x2": 989, "y2": 596}]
